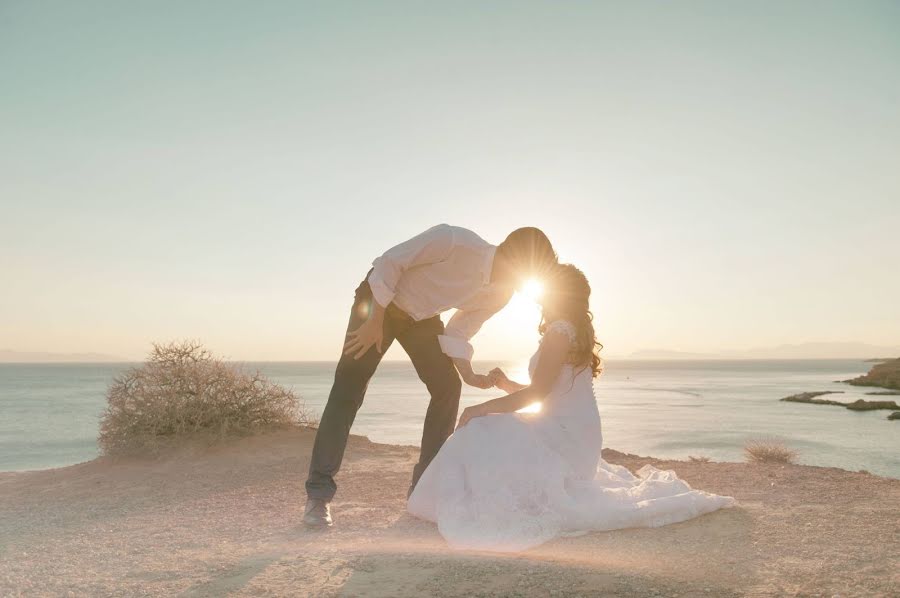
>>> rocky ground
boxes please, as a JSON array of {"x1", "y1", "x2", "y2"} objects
[{"x1": 1, "y1": 428, "x2": 898, "y2": 597}]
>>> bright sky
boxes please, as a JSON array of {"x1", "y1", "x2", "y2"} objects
[{"x1": 2, "y1": 1, "x2": 898, "y2": 361}]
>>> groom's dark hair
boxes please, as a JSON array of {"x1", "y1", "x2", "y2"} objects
[{"x1": 498, "y1": 227, "x2": 558, "y2": 276}]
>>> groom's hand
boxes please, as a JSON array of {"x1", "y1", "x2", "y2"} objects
[{"x1": 343, "y1": 315, "x2": 384, "y2": 360}]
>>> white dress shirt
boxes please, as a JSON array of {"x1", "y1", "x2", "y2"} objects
[{"x1": 367, "y1": 224, "x2": 513, "y2": 361}]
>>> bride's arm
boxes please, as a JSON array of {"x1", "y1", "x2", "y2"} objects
[{"x1": 457, "y1": 330, "x2": 569, "y2": 428}]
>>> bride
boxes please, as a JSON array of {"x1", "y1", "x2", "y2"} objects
[{"x1": 407, "y1": 264, "x2": 734, "y2": 552}]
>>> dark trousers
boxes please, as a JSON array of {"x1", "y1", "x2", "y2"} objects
[{"x1": 305, "y1": 275, "x2": 462, "y2": 501}]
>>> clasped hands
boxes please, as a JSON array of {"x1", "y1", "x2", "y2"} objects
[
  {"x1": 456, "y1": 367, "x2": 514, "y2": 429},
  {"x1": 463, "y1": 367, "x2": 510, "y2": 390}
]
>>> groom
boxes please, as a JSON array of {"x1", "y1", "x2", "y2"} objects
[{"x1": 304, "y1": 224, "x2": 557, "y2": 527}]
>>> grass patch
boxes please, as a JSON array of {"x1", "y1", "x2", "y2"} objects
[{"x1": 743, "y1": 438, "x2": 797, "y2": 465}]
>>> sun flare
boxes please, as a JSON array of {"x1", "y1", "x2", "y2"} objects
[
  {"x1": 520, "y1": 278, "x2": 544, "y2": 301},
  {"x1": 496, "y1": 277, "x2": 545, "y2": 332},
  {"x1": 518, "y1": 401, "x2": 542, "y2": 414}
]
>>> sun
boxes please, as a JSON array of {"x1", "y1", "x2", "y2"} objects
[
  {"x1": 503, "y1": 277, "x2": 543, "y2": 322},
  {"x1": 489, "y1": 277, "x2": 545, "y2": 358},
  {"x1": 520, "y1": 278, "x2": 544, "y2": 301}
]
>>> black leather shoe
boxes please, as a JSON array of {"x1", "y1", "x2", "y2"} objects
[{"x1": 303, "y1": 499, "x2": 333, "y2": 527}]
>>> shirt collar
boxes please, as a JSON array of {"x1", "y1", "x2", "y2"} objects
[{"x1": 483, "y1": 245, "x2": 497, "y2": 285}]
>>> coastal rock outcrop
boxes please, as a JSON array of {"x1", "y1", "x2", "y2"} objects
[
  {"x1": 781, "y1": 392, "x2": 899, "y2": 419},
  {"x1": 845, "y1": 399, "x2": 900, "y2": 411},
  {"x1": 845, "y1": 357, "x2": 900, "y2": 390},
  {"x1": 780, "y1": 391, "x2": 845, "y2": 407}
]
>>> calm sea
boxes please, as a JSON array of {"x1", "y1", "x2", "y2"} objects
[{"x1": 1, "y1": 360, "x2": 897, "y2": 477}]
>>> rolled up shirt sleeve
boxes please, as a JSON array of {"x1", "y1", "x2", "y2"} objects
[
  {"x1": 438, "y1": 307, "x2": 498, "y2": 361},
  {"x1": 367, "y1": 224, "x2": 455, "y2": 308},
  {"x1": 437, "y1": 334, "x2": 475, "y2": 361}
]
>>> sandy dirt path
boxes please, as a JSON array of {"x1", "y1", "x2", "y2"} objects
[{"x1": 1, "y1": 428, "x2": 897, "y2": 597}]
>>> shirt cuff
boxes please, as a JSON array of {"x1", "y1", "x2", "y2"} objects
[
  {"x1": 367, "y1": 273, "x2": 395, "y2": 308},
  {"x1": 438, "y1": 335, "x2": 474, "y2": 361}
]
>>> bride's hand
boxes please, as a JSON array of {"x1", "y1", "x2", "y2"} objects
[
  {"x1": 489, "y1": 368, "x2": 512, "y2": 392},
  {"x1": 456, "y1": 405, "x2": 486, "y2": 430}
]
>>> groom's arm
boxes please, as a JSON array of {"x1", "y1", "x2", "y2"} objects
[
  {"x1": 440, "y1": 307, "x2": 500, "y2": 389},
  {"x1": 346, "y1": 224, "x2": 454, "y2": 360},
  {"x1": 451, "y1": 357, "x2": 493, "y2": 389}
]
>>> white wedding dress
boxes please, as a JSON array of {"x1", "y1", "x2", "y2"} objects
[{"x1": 407, "y1": 320, "x2": 735, "y2": 552}]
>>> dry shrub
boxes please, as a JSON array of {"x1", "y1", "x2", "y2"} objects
[
  {"x1": 688, "y1": 455, "x2": 711, "y2": 463},
  {"x1": 99, "y1": 341, "x2": 315, "y2": 456},
  {"x1": 743, "y1": 438, "x2": 797, "y2": 465}
]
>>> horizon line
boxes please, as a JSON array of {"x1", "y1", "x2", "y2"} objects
[{"x1": 0, "y1": 356, "x2": 893, "y2": 365}]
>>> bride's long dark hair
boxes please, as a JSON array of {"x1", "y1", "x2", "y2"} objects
[{"x1": 538, "y1": 264, "x2": 603, "y2": 378}]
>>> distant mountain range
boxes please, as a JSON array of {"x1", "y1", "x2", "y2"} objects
[
  {"x1": 629, "y1": 342, "x2": 900, "y2": 360},
  {"x1": 0, "y1": 350, "x2": 130, "y2": 363}
]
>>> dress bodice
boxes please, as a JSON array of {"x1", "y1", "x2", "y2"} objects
[{"x1": 527, "y1": 320, "x2": 599, "y2": 419}]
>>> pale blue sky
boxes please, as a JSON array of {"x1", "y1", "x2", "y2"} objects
[{"x1": 2, "y1": 1, "x2": 899, "y2": 360}]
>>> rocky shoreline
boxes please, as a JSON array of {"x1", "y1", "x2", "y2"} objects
[
  {"x1": 845, "y1": 357, "x2": 900, "y2": 390},
  {"x1": 781, "y1": 391, "x2": 899, "y2": 413},
  {"x1": 784, "y1": 359, "x2": 900, "y2": 421}
]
